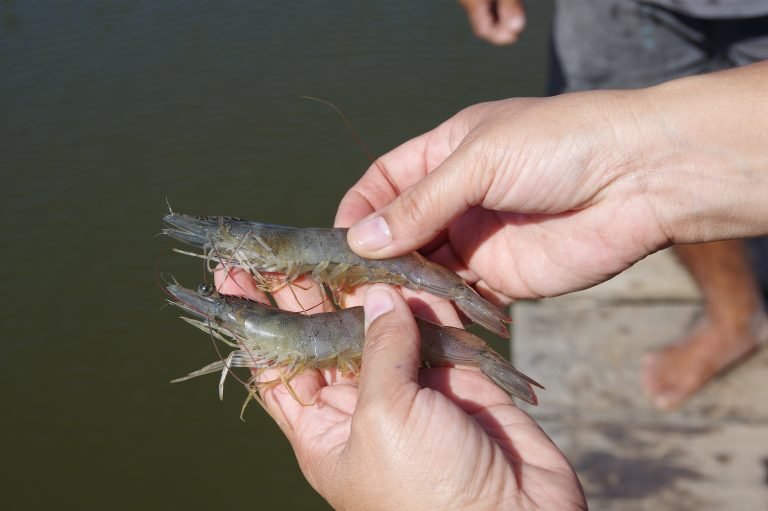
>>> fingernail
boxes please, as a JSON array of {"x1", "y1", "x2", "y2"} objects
[
  {"x1": 349, "y1": 215, "x2": 391, "y2": 251},
  {"x1": 364, "y1": 286, "x2": 394, "y2": 332},
  {"x1": 509, "y1": 15, "x2": 525, "y2": 32}
]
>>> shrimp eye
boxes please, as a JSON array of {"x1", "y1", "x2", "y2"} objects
[{"x1": 197, "y1": 283, "x2": 214, "y2": 296}]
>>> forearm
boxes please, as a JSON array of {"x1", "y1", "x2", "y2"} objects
[{"x1": 638, "y1": 61, "x2": 768, "y2": 243}]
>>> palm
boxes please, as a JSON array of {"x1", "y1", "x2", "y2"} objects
[
  {"x1": 260, "y1": 365, "x2": 583, "y2": 509},
  {"x1": 444, "y1": 205, "x2": 654, "y2": 299}
]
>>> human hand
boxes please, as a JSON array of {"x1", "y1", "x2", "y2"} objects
[
  {"x1": 337, "y1": 64, "x2": 768, "y2": 302},
  {"x1": 336, "y1": 91, "x2": 671, "y2": 302},
  {"x1": 218, "y1": 272, "x2": 585, "y2": 510},
  {"x1": 458, "y1": 0, "x2": 526, "y2": 45}
]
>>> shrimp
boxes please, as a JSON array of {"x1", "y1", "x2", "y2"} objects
[
  {"x1": 163, "y1": 212, "x2": 512, "y2": 338},
  {"x1": 165, "y1": 281, "x2": 542, "y2": 406}
]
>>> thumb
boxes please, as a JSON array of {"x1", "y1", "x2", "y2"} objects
[
  {"x1": 347, "y1": 143, "x2": 485, "y2": 257},
  {"x1": 356, "y1": 285, "x2": 422, "y2": 408},
  {"x1": 497, "y1": 0, "x2": 526, "y2": 38}
]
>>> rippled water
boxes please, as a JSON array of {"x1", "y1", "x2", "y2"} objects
[{"x1": 1, "y1": 1, "x2": 552, "y2": 508}]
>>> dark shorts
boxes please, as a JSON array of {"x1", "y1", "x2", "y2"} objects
[
  {"x1": 550, "y1": 1, "x2": 768, "y2": 93},
  {"x1": 548, "y1": 1, "x2": 768, "y2": 291}
]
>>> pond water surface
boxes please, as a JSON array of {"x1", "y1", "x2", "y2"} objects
[{"x1": 1, "y1": 1, "x2": 553, "y2": 508}]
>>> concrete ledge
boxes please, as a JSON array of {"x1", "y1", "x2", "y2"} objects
[
  {"x1": 514, "y1": 301, "x2": 768, "y2": 422},
  {"x1": 538, "y1": 419, "x2": 768, "y2": 510},
  {"x1": 512, "y1": 279, "x2": 768, "y2": 508}
]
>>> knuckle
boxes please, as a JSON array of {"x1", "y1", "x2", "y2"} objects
[
  {"x1": 462, "y1": 135, "x2": 495, "y2": 202},
  {"x1": 392, "y1": 186, "x2": 434, "y2": 234},
  {"x1": 367, "y1": 316, "x2": 406, "y2": 348}
]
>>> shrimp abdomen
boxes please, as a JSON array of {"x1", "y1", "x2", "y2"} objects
[
  {"x1": 417, "y1": 321, "x2": 541, "y2": 405},
  {"x1": 476, "y1": 351, "x2": 543, "y2": 405},
  {"x1": 454, "y1": 289, "x2": 512, "y2": 338}
]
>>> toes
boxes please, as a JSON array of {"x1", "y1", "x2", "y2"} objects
[
  {"x1": 640, "y1": 351, "x2": 671, "y2": 397},
  {"x1": 640, "y1": 352, "x2": 659, "y2": 391},
  {"x1": 640, "y1": 349, "x2": 693, "y2": 410},
  {"x1": 652, "y1": 389, "x2": 686, "y2": 411}
]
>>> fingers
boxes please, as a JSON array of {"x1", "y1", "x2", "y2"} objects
[
  {"x1": 334, "y1": 131, "x2": 438, "y2": 228},
  {"x1": 347, "y1": 142, "x2": 485, "y2": 257},
  {"x1": 459, "y1": 0, "x2": 525, "y2": 46},
  {"x1": 271, "y1": 275, "x2": 335, "y2": 314},
  {"x1": 461, "y1": 0, "x2": 496, "y2": 42},
  {"x1": 214, "y1": 267, "x2": 332, "y2": 314},
  {"x1": 496, "y1": 0, "x2": 526, "y2": 43},
  {"x1": 334, "y1": 188, "x2": 376, "y2": 230},
  {"x1": 258, "y1": 370, "x2": 327, "y2": 438},
  {"x1": 356, "y1": 285, "x2": 422, "y2": 409},
  {"x1": 214, "y1": 267, "x2": 269, "y2": 302}
]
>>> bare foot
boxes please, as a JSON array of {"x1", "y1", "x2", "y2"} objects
[{"x1": 641, "y1": 313, "x2": 768, "y2": 410}]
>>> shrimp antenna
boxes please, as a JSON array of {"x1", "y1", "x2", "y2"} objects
[
  {"x1": 192, "y1": 233, "x2": 262, "y2": 404},
  {"x1": 300, "y1": 95, "x2": 401, "y2": 196},
  {"x1": 205, "y1": 226, "x2": 253, "y2": 299},
  {"x1": 160, "y1": 269, "x2": 255, "y2": 404}
]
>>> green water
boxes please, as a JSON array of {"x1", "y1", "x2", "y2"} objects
[{"x1": 1, "y1": 1, "x2": 552, "y2": 508}]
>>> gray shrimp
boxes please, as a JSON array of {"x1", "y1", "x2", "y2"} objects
[
  {"x1": 163, "y1": 212, "x2": 512, "y2": 337},
  {"x1": 165, "y1": 281, "x2": 542, "y2": 406}
]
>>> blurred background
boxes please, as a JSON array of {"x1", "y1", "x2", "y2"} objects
[{"x1": 1, "y1": 2, "x2": 554, "y2": 509}]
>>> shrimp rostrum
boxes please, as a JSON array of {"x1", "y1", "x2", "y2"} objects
[
  {"x1": 166, "y1": 281, "x2": 542, "y2": 405},
  {"x1": 163, "y1": 213, "x2": 512, "y2": 338}
]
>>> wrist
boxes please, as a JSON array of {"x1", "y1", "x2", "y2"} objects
[{"x1": 635, "y1": 65, "x2": 768, "y2": 243}]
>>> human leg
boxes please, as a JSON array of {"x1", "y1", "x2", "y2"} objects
[
  {"x1": 639, "y1": 16, "x2": 768, "y2": 409},
  {"x1": 551, "y1": 2, "x2": 768, "y2": 409},
  {"x1": 642, "y1": 241, "x2": 768, "y2": 409}
]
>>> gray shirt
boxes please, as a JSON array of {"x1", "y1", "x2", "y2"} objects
[{"x1": 646, "y1": 0, "x2": 768, "y2": 18}]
